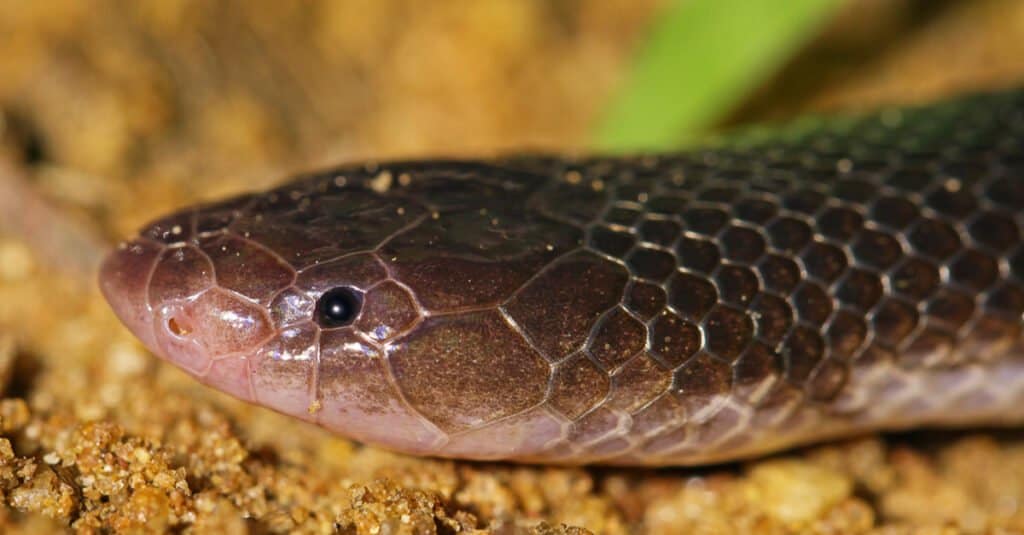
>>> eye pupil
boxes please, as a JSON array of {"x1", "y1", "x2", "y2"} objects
[{"x1": 315, "y1": 287, "x2": 361, "y2": 327}]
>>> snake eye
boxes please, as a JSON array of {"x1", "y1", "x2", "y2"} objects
[{"x1": 315, "y1": 287, "x2": 362, "y2": 328}]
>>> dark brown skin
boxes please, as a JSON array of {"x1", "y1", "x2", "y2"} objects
[{"x1": 100, "y1": 89, "x2": 1024, "y2": 465}]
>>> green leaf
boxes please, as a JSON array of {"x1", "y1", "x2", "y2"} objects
[{"x1": 594, "y1": 0, "x2": 843, "y2": 152}]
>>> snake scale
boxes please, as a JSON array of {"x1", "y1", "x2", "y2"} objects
[{"x1": 100, "y1": 88, "x2": 1024, "y2": 465}]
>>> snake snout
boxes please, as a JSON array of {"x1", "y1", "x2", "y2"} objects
[{"x1": 99, "y1": 239, "x2": 162, "y2": 352}]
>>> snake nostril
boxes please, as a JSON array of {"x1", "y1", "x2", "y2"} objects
[{"x1": 167, "y1": 316, "x2": 191, "y2": 337}]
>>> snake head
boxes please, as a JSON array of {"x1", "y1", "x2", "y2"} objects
[
  {"x1": 99, "y1": 163, "x2": 588, "y2": 460},
  {"x1": 98, "y1": 184, "x2": 451, "y2": 455}
]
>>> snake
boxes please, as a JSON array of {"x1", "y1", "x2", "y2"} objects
[{"x1": 98, "y1": 88, "x2": 1024, "y2": 466}]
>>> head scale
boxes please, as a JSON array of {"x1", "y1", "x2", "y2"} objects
[{"x1": 100, "y1": 163, "x2": 583, "y2": 460}]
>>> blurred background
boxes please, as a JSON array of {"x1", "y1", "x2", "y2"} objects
[
  {"x1": 0, "y1": 1, "x2": 1023, "y2": 532},
  {"x1": 1, "y1": 0, "x2": 1023, "y2": 238}
]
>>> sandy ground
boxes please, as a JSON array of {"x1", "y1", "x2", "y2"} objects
[{"x1": 1, "y1": 1, "x2": 1024, "y2": 533}]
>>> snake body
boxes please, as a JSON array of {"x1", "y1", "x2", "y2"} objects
[{"x1": 100, "y1": 89, "x2": 1024, "y2": 465}]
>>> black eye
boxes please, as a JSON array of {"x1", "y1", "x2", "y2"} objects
[{"x1": 315, "y1": 287, "x2": 362, "y2": 327}]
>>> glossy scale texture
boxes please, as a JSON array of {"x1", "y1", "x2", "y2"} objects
[{"x1": 100, "y1": 89, "x2": 1024, "y2": 465}]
